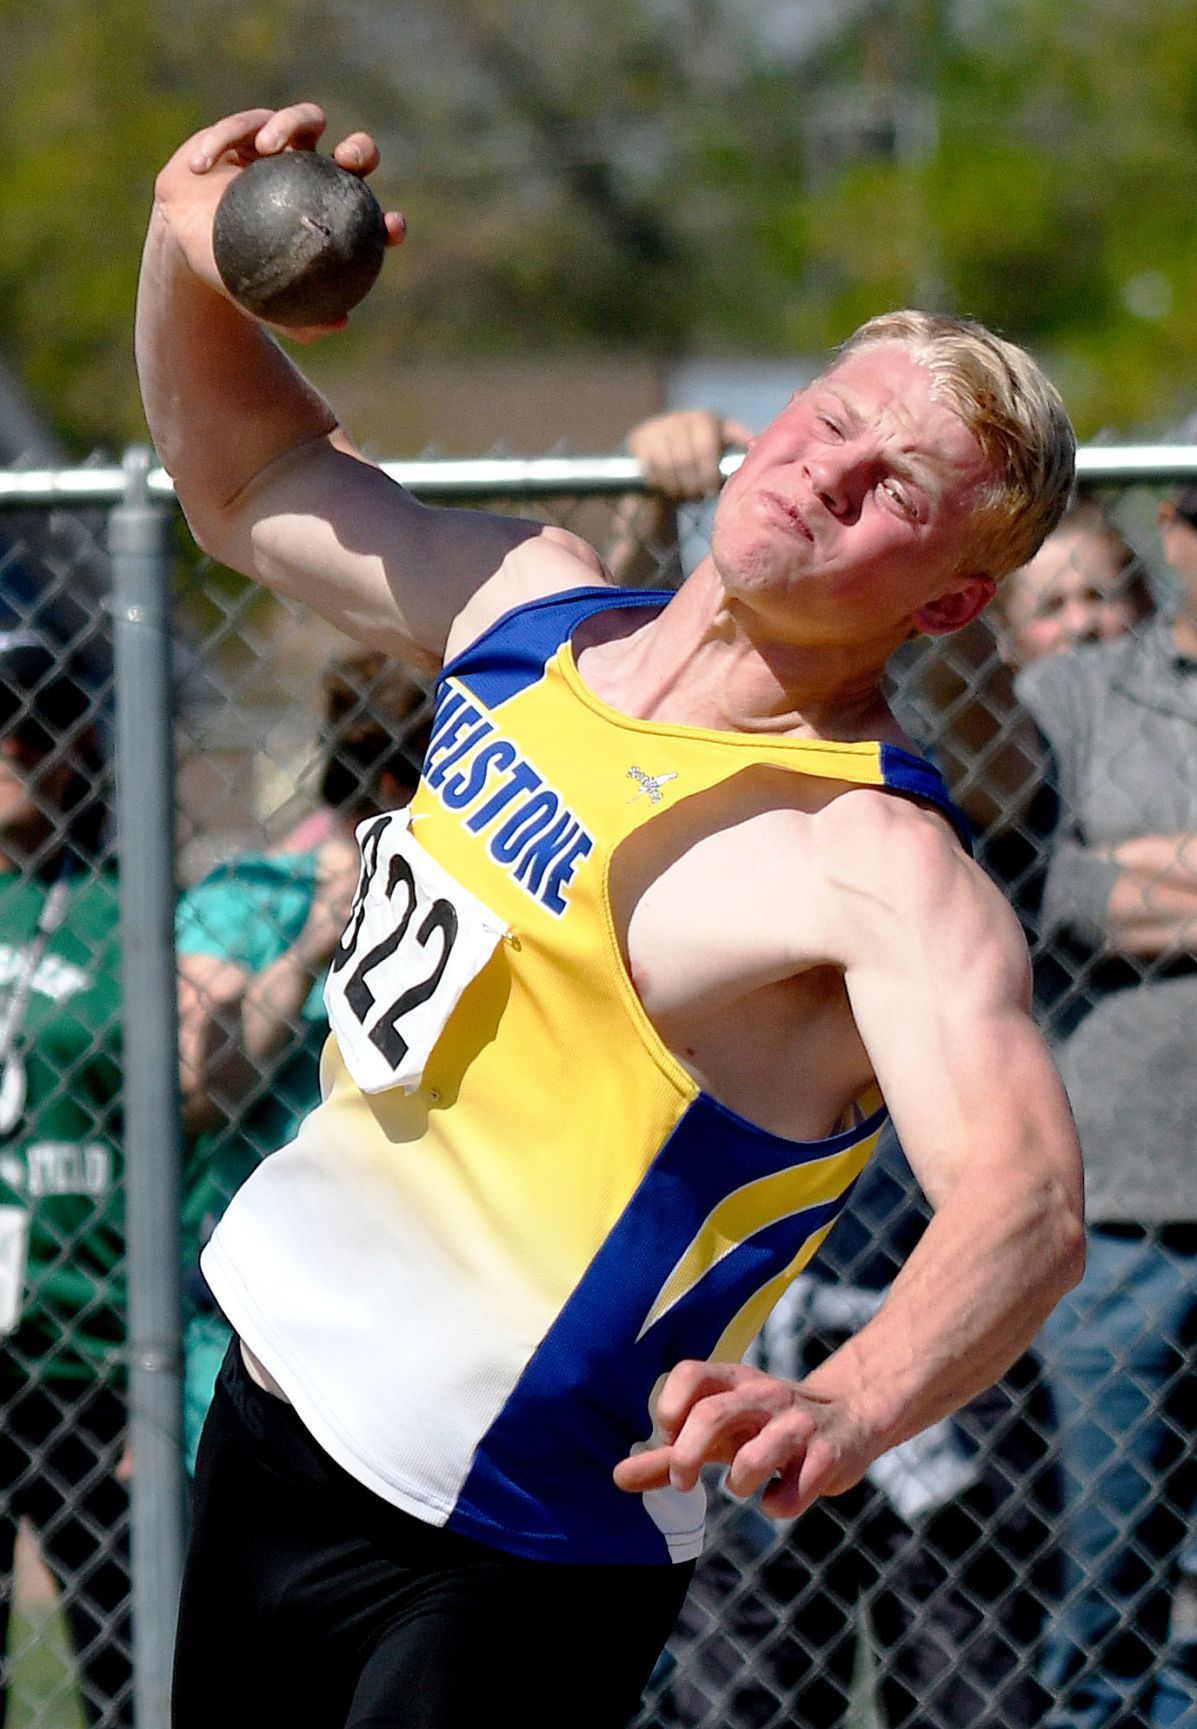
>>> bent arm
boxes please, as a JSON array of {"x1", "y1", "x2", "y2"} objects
[
  {"x1": 604, "y1": 410, "x2": 751, "y2": 586},
  {"x1": 816, "y1": 828, "x2": 1084, "y2": 1450},
  {"x1": 615, "y1": 801, "x2": 1084, "y2": 1518},
  {"x1": 136, "y1": 106, "x2": 607, "y2": 665}
]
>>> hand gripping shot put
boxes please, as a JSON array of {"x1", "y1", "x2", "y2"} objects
[
  {"x1": 213, "y1": 148, "x2": 388, "y2": 328},
  {"x1": 137, "y1": 102, "x2": 1086, "y2": 1729}
]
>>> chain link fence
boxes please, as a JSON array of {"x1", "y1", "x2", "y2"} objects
[{"x1": 0, "y1": 446, "x2": 1194, "y2": 1727}]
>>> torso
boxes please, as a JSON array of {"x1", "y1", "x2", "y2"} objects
[
  {"x1": 204, "y1": 584, "x2": 956, "y2": 1561},
  {"x1": 607, "y1": 769, "x2": 875, "y2": 1139},
  {"x1": 571, "y1": 602, "x2": 910, "y2": 1142}
]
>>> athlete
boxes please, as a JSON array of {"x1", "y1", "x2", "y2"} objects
[{"x1": 137, "y1": 104, "x2": 1086, "y2": 1729}]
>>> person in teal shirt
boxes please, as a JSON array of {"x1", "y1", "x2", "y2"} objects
[{"x1": 176, "y1": 650, "x2": 429, "y2": 1467}]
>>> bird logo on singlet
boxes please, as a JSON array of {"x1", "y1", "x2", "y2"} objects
[{"x1": 626, "y1": 767, "x2": 679, "y2": 805}]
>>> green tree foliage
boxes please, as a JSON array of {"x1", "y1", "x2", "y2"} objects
[{"x1": 9, "y1": 0, "x2": 1197, "y2": 453}]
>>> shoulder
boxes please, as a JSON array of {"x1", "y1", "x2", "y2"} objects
[
  {"x1": 811, "y1": 785, "x2": 965, "y2": 884},
  {"x1": 810, "y1": 789, "x2": 1029, "y2": 988},
  {"x1": 445, "y1": 525, "x2": 613, "y2": 660}
]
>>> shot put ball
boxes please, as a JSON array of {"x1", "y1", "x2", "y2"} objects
[{"x1": 213, "y1": 151, "x2": 388, "y2": 328}]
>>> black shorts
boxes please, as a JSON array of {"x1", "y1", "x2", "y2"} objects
[{"x1": 172, "y1": 1342, "x2": 693, "y2": 1729}]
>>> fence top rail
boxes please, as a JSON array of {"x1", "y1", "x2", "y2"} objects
[{"x1": 2, "y1": 445, "x2": 1197, "y2": 507}]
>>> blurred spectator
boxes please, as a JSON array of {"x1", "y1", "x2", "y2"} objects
[
  {"x1": 1018, "y1": 485, "x2": 1197, "y2": 1727},
  {"x1": 0, "y1": 629, "x2": 130, "y2": 1727},
  {"x1": 995, "y1": 497, "x2": 1154, "y2": 669},
  {"x1": 893, "y1": 500, "x2": 1152, "y2": 1022},
  {"x1": 176, "y1": 650, "x2": 431, "y2": 1468}
]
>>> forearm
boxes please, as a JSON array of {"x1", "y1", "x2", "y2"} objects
[
  {"x1": 185, "y1": 953, "x2": 319, "y2": 1128},
  {"x1": 602, "y1": 494, "x2": 680, "y2": 586},
  {"x1": 136, "y1": 207, "x2": 340, "y2": 555},
  {"x1": 801, "y1": 1153, "x2": 1084, "y2": 1457},
  {"x1": 237, "y1": 944, "x2": 327, "y2": 1068}
]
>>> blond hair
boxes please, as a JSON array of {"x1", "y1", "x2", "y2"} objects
[{"x1": 839, "y1": 311, "x2": 1076, "y2": 582}]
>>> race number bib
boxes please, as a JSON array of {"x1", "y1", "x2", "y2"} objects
[{"x1": 325, "y1": 811, "x2": 510, "y2": 1095}]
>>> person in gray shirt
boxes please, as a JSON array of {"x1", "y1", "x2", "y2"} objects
[{"x1": 1016, "y1": 485, "x2": 1197, "y2": 1729}]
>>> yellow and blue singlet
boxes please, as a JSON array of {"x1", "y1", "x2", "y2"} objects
[{"x1": 203, "y1": 587, "x2": 969, "y2": 1565}]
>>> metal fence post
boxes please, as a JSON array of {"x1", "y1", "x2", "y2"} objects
[{"x1": 108, "y1": 443, "x2": 184, "y2": 1729}]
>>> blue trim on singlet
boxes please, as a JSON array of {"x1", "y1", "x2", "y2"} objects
[
  {"x1": 878, "y1": 743, "x2": 974, "y2": 852},
  {"x1": 437, "y1": 586, "x2": 971, "y2": 850},
  {"x1": 438, "y1": 586, "x2": 666, "y2": 715},
  {"x1": 447, "y1": 1088, "x2": 885, "y2": 1562}
]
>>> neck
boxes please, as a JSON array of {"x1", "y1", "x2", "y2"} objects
[{"x1": 584, "y1": 564, "x2": 907, "y2": 743}]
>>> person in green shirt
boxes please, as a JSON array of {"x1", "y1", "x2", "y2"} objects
[{"x1": 0, "y1": 628, "x2": 129, "y2": 1728}]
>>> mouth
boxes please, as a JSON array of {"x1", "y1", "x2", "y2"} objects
[{"x1": 759, "y1": 491, "x2": 814, "y2": 543}]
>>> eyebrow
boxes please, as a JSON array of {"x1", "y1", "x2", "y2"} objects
[{"x1": 818, "y1": 384, "x2": 943, "y2": 499}]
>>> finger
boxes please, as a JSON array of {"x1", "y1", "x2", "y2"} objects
[
  {"x1": 188, "y1": 103, "x2": 327, "y2": 174},
  {"x1": 333, "y1": 131, "x2": 381, "y2": 175},
  {"x1": 724, "y1": 1410, "x2": 813, "y2": 1502},
  {"x1": 187, "y1": 109, "x2": 277, "y2": 174},
  {"x1": 612, "y1": 1445, "x2": 674, "y2": 1494},
  {"x1": 685, "y1": 421, "x2": 727, "y2": 493},
  {"x1": 759, "y1": 1442, "x2": 837, "y2": 1520},
  {"x1": 667, "y1": 1394, "x2": 771, "y2": 1490},
  {"x1": 253, "y1": 102, "x2": 329, "y2": 156},
  {"x1": 384, "y1": 210, "x2": 408, "y2": 249},
  {"x1": 722, "y1": 418, "x2": 755, "y2": 448},
  {"x1": 758, "y1": 1414, "x2": 865, "y2": 1518},
  {"x1": 282, "y1": 317, "x2": 352, "y2": 344},
  {"x1": 759, "y1": 1463, "x2": 818, "y2": 1520},
  {"x1": 653, "y1": 1358, "x2": 747, "y2": 1441}
]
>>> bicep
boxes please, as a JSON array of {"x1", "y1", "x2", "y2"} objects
[
  {"x1": 839, "y1": 839, "x2": 1078, "y2": 1211},
  {"x1": 212, "y1": 438, "x2": 606, "y2": 665}
]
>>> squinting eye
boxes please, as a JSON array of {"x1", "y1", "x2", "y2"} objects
[
  {"x1": 817, "y1": 415, "x2": 843, "y2": 437},
  {"x1": 881, "y1": 480, "x2": 916, "y2": 518}
]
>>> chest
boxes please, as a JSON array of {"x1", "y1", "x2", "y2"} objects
[
  {"x1": 610, "y1": 798, "x2": 819, "y2": 1021},
  {"x1": 604, "y1": 785, "x2": 873, "y2": 1137}
]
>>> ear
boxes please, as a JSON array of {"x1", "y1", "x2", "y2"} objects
[{"x1": 913, "y1": 574, "x2": 996, "y2": 637}]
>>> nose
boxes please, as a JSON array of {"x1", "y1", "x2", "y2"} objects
[
  {"x1": 1060, "y1": 598, "x2": 1103, "y2": 645},
  {"x1": 804, "y1": 448, "x2": 861, "y2": 522}
]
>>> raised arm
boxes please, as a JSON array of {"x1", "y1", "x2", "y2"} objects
[
  {"x1": 615, "y1": 794, "x2": 1084, "y2": 1518},
  {"x1": 136, "y1": 103, "x2": 609, "y2": 667}
]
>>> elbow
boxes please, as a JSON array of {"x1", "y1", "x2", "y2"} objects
[
  {"x1": 1041, "y1": 1177, "x2": 1087, "y2": 1310},
  {"x1": 1053, "y1": 1205, "x2": 1088, "y2": 1302},
  {"x1": 176, "y1": 495, "x2": 247, "y2": 572}
]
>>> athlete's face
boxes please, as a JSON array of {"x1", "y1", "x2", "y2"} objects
[{"x1": 709, "y1": 343, "x2": 995, "y2": 646}]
